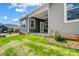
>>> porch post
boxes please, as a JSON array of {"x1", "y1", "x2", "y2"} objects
[
  {"x1": 20, "y1": 20, "x2": 22, "y2": 32},
  {"x1": 27, "y1": 17, "x2": 30, "y2": 33}
]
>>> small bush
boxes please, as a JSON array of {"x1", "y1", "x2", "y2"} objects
[
  {"x1": 53, "y1": 34, "x2": 66, "y2": 42},
  {"x1": 19, "y1": 32, "x2": 22, "y2": 34},
  {"x1": 19, "y1": 32, "x2": 26, "y2": 35},
  {"x1": 54, "y1": 35, "x2": 61, "y2": 41}
]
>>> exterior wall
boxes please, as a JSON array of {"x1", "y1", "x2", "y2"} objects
[
  {"x1": 20, "y1": 18, "x2": 28, "y2": 33},
  {"x1": 44, "y1": 28, "x2": 48, "y2": 32},
  {"x1": 20, "y1": 17, "x2": 48, "y2": 33},
  {"x1": 44, "y1": 20, "x2": 48, "y2": 32},
  {"x1": 29, "y1": 17, "x2": 45, "y2": 33},
  {"x1": 48, "y1": 3, "x2": 79, "y2": 34}
]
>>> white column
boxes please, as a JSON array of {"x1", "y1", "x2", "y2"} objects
[
  {"x1": 25, "y1": 19, "x2": 27, "y2": 32},
  {"x1": 20, "y1": 20, "x2": 22, "y2": 32},
  {"x1": 27, "y1": 17, "x2": 30, "y2": 33}
]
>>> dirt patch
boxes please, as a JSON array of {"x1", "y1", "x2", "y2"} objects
[
  {"x1": 46, "y1": 38, "x2": 79, "y2": 50},
  {"x1": 60, "y1": 34, "x2": 79, "y2": 41}
]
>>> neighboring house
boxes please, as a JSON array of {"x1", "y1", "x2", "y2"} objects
[
  {"x1": 0, "y1": 24, "x2": 8, "y2": 33},
  {"x1": 20, "y1": 3, "x2": 79, "y2": 35},
  {"x1": 5, "y1": 24, "x2": 20, "y2": 32},
  {"x1": 0, "y1": 23, "x2": 20, "y2": 33}
]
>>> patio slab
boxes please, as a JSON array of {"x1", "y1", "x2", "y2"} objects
[{"x1": 31, "y1": 33, "x2": 48, "y2": 36}]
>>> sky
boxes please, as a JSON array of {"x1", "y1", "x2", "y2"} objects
[{"x1": 0, "y1": 3, "x2": 42, "y2": 25}]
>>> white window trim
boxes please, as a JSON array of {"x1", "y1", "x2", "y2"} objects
[
  {"x1": 45, "y1": 21, "x2": 48, "y2": 29},
  {"x1": 64, "y1": 3, "x2": 79, "y2": 23},
  {"x1": 21, "y1": 20, "x2": 26, "y2": 29},
  {"x1": 22, "y1": 24, "x2": 26, "y2": 28},
  {"x1": 30, "y1": 18, "x2": 35, "y2": 29}
]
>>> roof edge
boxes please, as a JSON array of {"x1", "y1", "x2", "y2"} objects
[{"x1": 20, "y1": 4, "x2": 48, "y2": 21}]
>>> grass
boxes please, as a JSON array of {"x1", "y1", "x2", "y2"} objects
[
  {"x1": 4, "y1": 48, "x2": 17, "y2": 56},
  {"x1": 0, "y1": 35, "x2": 26, "y2": 46},
  {"x1": 0, "y1": 34, "x2": 79, "y2": 56}
]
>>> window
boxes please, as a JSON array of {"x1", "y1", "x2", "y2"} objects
[
  {"x1": 45, "y1": 21, "x2": 48, "y2": 29},
  {"x1": 21, "y1": 20, "x2": 26, "y2": 28},
  {"x1": 30, "y1": 19, "x2": 35, "y2": 29},
  {"x1": 65, "y1": 3, "x2": 79, "y2": 23},
  {"x1": 22, "y1": 24, "x2": 25, "y2": 28}
]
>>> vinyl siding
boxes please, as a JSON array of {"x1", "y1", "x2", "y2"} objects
[
  {"x1": 49, "y1": 3, "x2": 79, "y2": 34},
  {"x1": 29, "y1": 17, "x2": 46, "y2": 33}
]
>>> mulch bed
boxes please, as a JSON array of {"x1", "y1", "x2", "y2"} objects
[
  {"x1": 46, "y1": 38, "x2": 79, "y2": 50},
  {"x1": 60, "y1": 34, "x2": 79, "y2": 41}
]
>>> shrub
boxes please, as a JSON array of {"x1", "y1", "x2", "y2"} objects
[
  {"x1": 19, "y1": 32, "x2": 26, "y2": 35},
  {"x1": 19, "y1": 32, "x2": 22, "y2": 34},
  {"x1": 52, "y1": 31, "x2": 66, "y2": 42}
]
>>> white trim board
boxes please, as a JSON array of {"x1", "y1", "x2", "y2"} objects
[{"x1": 30, "y1": 18, "x2": 35, "y2": 29}]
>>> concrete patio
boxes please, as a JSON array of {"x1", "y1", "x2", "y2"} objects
[{"x1": 31, "y1": 33, "x2": 48, "y2": 36}]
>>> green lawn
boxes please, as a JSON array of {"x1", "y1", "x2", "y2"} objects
[{"x1": 0, "y1": 34, "x2": 79, "y2": 56}]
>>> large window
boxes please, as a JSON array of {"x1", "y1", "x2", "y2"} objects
[
  {"x1": 30, "y1": 19, "x2": 35, "y2": 29},
  {"x1": 66, "y1": 3, "x2": 79, "y2": 23},
  {"x1": 21, "y1": 20, "x2": 26, "y2": 28},
  {"x1": 22, "y1": 24, "x2": 25, "y2": 28}
]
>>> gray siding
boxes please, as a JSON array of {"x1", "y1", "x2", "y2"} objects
[
  {"x1": 49, "y1": 3, "x2": 79, "y2": 34},
  {"x1": 44, "y1": 20, "x2": 48, "y2": 32},
  {"x1": 29, "y1": 18, "x2": 40, "y2": 32},
  {"x1": 29, "y1": 17, "x2": 46, "y2": 33},
  {"x1": 20, "y1": 18, "x2": 28, "y2": 33},
  {"x1": 44, "y1": 29, "x2": 48, "y2": 32}
]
